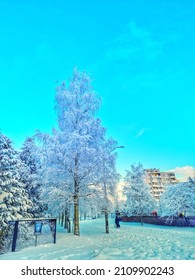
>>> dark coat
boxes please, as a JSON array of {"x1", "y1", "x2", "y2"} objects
[{"x1": 115, "y1": 216, "x2": 120, "y2": 228}]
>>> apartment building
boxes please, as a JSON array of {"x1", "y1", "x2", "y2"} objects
[{"x1": 144, "y1": 168, "x2": 178, "y2": 201}]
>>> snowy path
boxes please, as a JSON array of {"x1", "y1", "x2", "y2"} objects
[{"x1": 0, "y1": 218, "x2": 195, "y2": 260}]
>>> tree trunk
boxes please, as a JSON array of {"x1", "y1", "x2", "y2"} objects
[
  {"x1": 103, "y1": 180, "x2": 109, "y2": 234},
  {"x1": 105, "y1": 210, "x2": 109, "y2": 233},
  {"x1": 73, "y1": 157, "x2": 80, "y2": 236},
  {"x1": 74, "y1": 194, "x2": 80, "y2": 235},
  {"x1": 61, "y1": 212, "x2": 64, "y2": 227},
  {"x1": 64, "y1": 206, "x2": 69, "y2": 229}
]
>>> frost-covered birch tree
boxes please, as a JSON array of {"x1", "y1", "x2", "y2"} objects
[
  {"x1": 0, "y1": 133, "x2": 33, "y2": 252},
  {"x1": 38, "y1": 69, "x2": 119, "y2": 236},
  {"x1": 159, "y1": 178, "x2": 195, "y2": 216},
  {"x1": 123, "y1": 163, "x2": 156, "y2": 224}
]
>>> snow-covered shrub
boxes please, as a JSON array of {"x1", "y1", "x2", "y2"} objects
[{"x1": 160, "y1": 178, "x2": 195, "y2": 216}]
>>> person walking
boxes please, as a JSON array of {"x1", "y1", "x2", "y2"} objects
[{"x1": 115, "y1": 213, "x2": 120, "y2": 228}]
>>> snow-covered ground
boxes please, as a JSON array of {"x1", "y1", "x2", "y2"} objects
[{"x1": 1, "y1": 217, "x2": 195, "y2": 260}]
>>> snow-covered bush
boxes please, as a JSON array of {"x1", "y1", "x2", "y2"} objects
[{"x1": 159, "y1": 178, "x2": 195, "y2": 216}]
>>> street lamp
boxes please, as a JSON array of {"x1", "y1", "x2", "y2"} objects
[
  {"x1": 104, "y1": 145, "x2": 124, "y2": 234},
  {"x1": 110, "y1": 146, "x2": 125, "y2": 152}
]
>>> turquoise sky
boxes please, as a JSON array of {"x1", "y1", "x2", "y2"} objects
[{"x1": 0, "y1": 0, "x2": 194, "y2": 176}]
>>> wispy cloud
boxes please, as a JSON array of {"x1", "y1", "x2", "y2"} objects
[
  {"x1": 135, "y1": 128, "x2": 152, "y2": 138},
  {"x1": 136, "y1": 128, "x2": 146, "y2": 137},
  {"x1": 104, "y1": 21, "x2": 163, "y2": 69},
  {"x1": 92, "y1": 20, "x2": 166, "y2": 94}
]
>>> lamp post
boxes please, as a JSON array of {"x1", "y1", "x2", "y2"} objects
[{"x1": 103, "y1": 145, "x2": 124, "y2": 234}]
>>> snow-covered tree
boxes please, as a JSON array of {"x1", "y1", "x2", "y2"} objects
[
  {"x1": 37, "y1": 69, "x2": 119, "y2": 235},
  {"x1": 123, "y1": 163, "x2": 156, "y2": 224},
  {"x1": 159, "y1": 178, "x2": 195, "y2": 216},
  {"x1": 19, "y1": 137, "x2": 46, "y2": 217},
  {"x1": 0, "y1": 133, "x2": 33, "y2": 252},
  {"x1": 94, "y1": 140, "x2": 121, "y2": 233}
]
